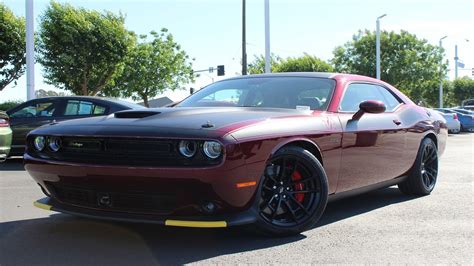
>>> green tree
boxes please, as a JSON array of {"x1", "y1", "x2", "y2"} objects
[
  {"x1": 247, "y1": 54, "x2": 332, "y2": 74},
  {"x1": 452, "y1": 77, "x2": 474, "y2": 106},
  {"x1": 277, "y1": 54, "x2": 333, "y2": 72},
  {"x1": 247, "y1": 54, "x2": 282, "y2": 74},
  {"x1": 421, "y1": 80, "x2": 454, "y2": 107},
  {"x1": 35, "y1": 89, "x2": 67, "y2": 98},
  {"x1": 332, "y1": 30, "x2": 447, "y2": 102},
  {"x1": 0, "y1": 100, "x2": 23, "y2": 111},
  {"x1": 37, "y1": 1, "x2": 133, "y2": 96},
  {"x1": 102, "y1": 29, "x2": 195, "y2": 107},
  {"x1": 0, "y1": 3, "x2": 26, "y2": 91}
]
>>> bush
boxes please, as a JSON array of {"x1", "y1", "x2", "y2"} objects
[{"x1": 0, "y1": 100, "x2": 23, "y2": 111}]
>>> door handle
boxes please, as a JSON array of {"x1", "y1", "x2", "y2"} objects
[{"x1": 393, "y1": 119, "x2": 402, "y2": 126}]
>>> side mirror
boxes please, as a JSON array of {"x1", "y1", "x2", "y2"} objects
[{"x1": 352, "y1": 100, "x2": 386, "y2": 120}]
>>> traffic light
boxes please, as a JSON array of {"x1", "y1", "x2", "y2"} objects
[{"x1": 217, "y1": 65, "x2": 225, "y2": 76}]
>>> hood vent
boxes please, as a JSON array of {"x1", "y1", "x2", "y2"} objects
[{"x1": 114, "y1": 111, "x2": 161, "y2": 119}]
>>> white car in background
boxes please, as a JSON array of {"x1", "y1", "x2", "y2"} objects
[{"x1": 435, "y1": 111, "x2": 461, "y2": 134}]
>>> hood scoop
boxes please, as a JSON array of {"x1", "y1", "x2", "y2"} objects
[{"x1": 114, "y1": 110, "x2": 161, "y2": 119}]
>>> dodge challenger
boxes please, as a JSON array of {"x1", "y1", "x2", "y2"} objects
[{"x1": 25, "y1": 73, "x2": 447, "y2": 236}]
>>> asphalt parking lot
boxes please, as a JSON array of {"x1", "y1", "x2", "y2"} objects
[{"x1": 1, "y1": 133, "x2": 472, "y2": 265}]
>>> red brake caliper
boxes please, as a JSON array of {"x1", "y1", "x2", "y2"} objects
[{"x1": 291, "y1": 170, "x2": 305, "y2": 203}]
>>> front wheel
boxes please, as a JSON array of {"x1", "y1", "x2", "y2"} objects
[
  {"x1": 398, "y1": 138, "x2": 438, "y2": 195},
  {"x1": 254, "y1": 146, "x2": 328, "y2": 236}
]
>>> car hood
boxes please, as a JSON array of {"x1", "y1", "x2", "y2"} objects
[{"x1": 31, "y1": 107, "x2": 315, "y2": 139}]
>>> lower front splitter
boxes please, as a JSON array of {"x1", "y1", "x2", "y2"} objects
[{"x1": 33, "y1": 197, "x2": 257, "y2": 228}]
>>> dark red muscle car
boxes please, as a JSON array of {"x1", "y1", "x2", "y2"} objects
[{"x1": 25, "y1": 73, "x2": 447, "y2": 236}]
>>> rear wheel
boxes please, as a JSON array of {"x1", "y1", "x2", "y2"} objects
[
  {"x1": 254, "y1": 146, "x2": 328, "y2": 236},
  {"x1": 398, "y1": 138, "x2": 438, "y2": 195}
]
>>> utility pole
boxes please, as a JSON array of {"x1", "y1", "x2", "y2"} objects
[
  {"x1": 242, "y1": 0, "x2": 247, "y2": 75},
  {"x1": 376, "y1": 14, "x2": 386, "y2": 80},
  {"x1": 439, "y1": 35, "x2": 447, "y2": 108},
  {"x1": 454, "y1": 45, "x2": 459, "y2": 79},
  {"x1": 264, "y1": 0, "x2": 271, "y2": 73},
  {"x1": 26, "y1": 0, "x2": 35, "y2": 100}
]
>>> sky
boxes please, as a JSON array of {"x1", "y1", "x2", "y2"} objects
[{"x1": 1, "y1": 0, "x2": 473, "y2": 103}]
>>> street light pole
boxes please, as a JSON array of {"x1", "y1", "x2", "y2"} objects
[
  {"x1": 454, "y1": 39, "x2": 469, "y2": 79},
  {"x1": 376, "y1": 14, "x2": 386, "y2": 80},
  {"x1": 439, "y1": 35, "x2": 447, "y2": 108},
  {"x1": 242, "y1": 0, "x2": 247, "y2": 75},
  {"x1": 454, "y1": 44, "x2": 458, "y2": 79},
  {"x1": 26, "y1": 0, "x2": 35, "y2": 100},
  {"x1": 264, "y1": 0, "x2": 271, "y2": 73}
]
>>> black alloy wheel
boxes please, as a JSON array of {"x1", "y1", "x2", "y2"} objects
[
  {"x1": 420, "y1": 142, "x2": 438, "y2": 190},
  {"x1": 399, "y1": 137, "x2": 439, "y2": 195},
  {"x1": 254, "y1": 146, "x2": 328, "y2": 236}
]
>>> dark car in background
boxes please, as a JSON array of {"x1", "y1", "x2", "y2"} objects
[
  {"x1": 6, "y1": 96, "x2": 144, "y2": 156},
  {"x1": 461, "y1": 99, "x2": 474, "y2": 111},
  {"x1": 435, "y1": 108, "x2": 474, "y2": 132}
]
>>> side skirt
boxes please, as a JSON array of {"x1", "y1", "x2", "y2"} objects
[{"x1": 328, "y1": 176, "x2": 407, "y2": 203}]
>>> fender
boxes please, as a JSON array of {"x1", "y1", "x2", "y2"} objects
[{"x1": 270, "y1": 137, "x2": 323, "y2": 163}]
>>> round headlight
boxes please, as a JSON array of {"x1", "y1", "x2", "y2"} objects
[
  {"x1": 178, "y1": 140, "x2": 197, "y2": 158},
  {"x1": 203, "y1": 141, "x2": 222, "y2": 159},
  {"x1": 34, "y1": 136, "x2": 46, "y2": 151},
  {"x1": 48, "y1": 137, "x2": 61, "y2": 152}
]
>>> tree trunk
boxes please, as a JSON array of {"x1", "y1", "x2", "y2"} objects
[{"x1": 143, "y1": 96, "x2": 149, "y2": 108}]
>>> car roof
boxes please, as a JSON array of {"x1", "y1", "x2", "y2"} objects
[
  {"x1": 224, "y1": 72, "x2": 382, "y2": 80},
  {"x1": 25, "y1": 96, "x2": 143, "y2": 108}
]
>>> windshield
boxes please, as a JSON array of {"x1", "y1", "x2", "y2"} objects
[{"x1": 177, "y1": 77, "x2": 336, "y2": 111}]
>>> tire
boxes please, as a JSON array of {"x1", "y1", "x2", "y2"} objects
[
  {"x1": 398, "y1": 138, "x2": 438, "y2": 195},
  {"x1": 253, "y1": 146, "x2": 328, "y2": 236}
]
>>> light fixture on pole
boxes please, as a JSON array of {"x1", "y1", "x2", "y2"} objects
[
  {"x1": 264, "y1": 0, "x2": 271, "y2": 73},
  {"x1": 26, "y1": 0, "x2": 35, "y2": 100},
  {"x1": 439, "y1": 35, "x2": 447, "y2": 108},
  {"x1": 376, "y1": 14, "x2": 387, "y2": 80}
]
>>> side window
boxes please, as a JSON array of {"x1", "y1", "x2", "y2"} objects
[
  {"x1": 339, "y1": 83, "x2": 401, "y2": 112},
  {"x1": 376, "y1": 86, "x2": 402, "y2": 111},
  {"x1": 63, "y1": 100, "x2": 107, "y2": 116},
  {"x1": 9, "y1": 102, "x2": 56, "y2": 118}
]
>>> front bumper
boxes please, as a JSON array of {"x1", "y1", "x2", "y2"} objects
[
  {"x1": 25, "y1": 153, "x2": 264, "y2": 224},
  {"x1": 34, "y1": 197, "x2": 257, "y2": 227}
]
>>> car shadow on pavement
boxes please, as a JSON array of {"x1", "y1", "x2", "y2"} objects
[
  {"x1": 0, "y1": 158, "x2": 24, "y2": 171},
  {"x1": 0, "y1": 187, "x2": 417, "y2": 265}
]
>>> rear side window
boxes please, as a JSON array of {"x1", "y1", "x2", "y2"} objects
[
  {"x1": 9, "y1": 101, "x2": 56, "y2": 118},
  {"x1": 63, "y1": 100, "x2": 107, "y2": 116},
  {"x1": 339, "y1": 83, "x2": 402, "y2": 112}
]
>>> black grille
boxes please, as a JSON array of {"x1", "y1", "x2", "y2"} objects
[
  {"x1": 47, "y1": 183, "x2": 177, "y2": 214},
  {"x1": 29, "y1": 137, "x2": 221, "y2": 167}
]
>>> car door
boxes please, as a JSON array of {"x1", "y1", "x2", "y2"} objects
[
  {"x1": 336, "y1": 83, "x2": 407, "y2": 192},
  {"x1": 8, "y1": 99, "x2": 60, "y2": 154}
]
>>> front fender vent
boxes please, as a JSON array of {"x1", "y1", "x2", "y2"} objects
[{"x1": 114, "y1": 111, "x2": 160, "y2": 119}]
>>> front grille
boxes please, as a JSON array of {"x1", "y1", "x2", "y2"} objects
[
  {"x1": 46, "y1": 183, "x2": 178, "y2": 214},
  {"x1": 28, "y1": 137, "x2": 222, "y2": 167}
]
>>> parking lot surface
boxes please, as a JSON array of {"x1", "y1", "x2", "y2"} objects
[{"x1": 1, "y1": 133, "x2": 473, "y2": 265}]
